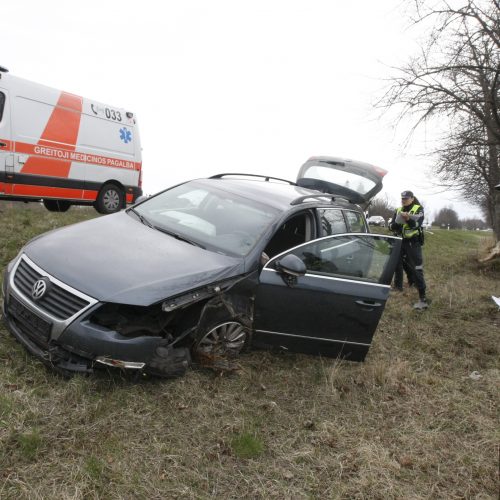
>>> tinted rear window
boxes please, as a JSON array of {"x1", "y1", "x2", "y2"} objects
[
  {"x1": 344, "y1": 210, "x2": 367, "y2": 232},
  {"x1": 318, "y1": 208, "x2": 348, "y2": 235}
]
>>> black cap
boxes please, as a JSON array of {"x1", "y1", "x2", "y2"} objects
[{"x1": 401, "y1": 190, "x2": 414, "y2": 198}]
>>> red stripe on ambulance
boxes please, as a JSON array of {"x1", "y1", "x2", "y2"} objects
[
  {"x1": 9, "y1": 184, "x2": 97, "y2": 200},
  {"x1": 15, "y1": 141, "x2": 140, "y2": 171},
  {"x1": 21, "y1": 92, "x2": 83, "y2": 178}
]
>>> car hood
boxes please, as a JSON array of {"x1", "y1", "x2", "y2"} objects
[{"x1": 23, "y1": 211, "x2": 244, "y2": 306}]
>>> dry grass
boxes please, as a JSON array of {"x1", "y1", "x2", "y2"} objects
[{"x1": 0, "y1": 205, "x2": 499, "y2": 499}]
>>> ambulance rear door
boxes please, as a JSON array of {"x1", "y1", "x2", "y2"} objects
[
  {"x1": 79, "y1": 99, "x2": 141, "y2": 203},
  {"x1": 0, "y1": 82, "x2": 13, "y2": 195}
]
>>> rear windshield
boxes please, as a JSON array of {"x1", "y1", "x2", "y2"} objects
[{"x1": 302, "y1": 165, "x2": 377, "y2": 195}]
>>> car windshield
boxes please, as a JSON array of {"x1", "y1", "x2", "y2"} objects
[{"x1": 131, "y1": 181, "x2": 280, "y2": 257}]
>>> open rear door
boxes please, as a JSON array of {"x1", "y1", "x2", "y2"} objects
[{"x1": 297, "y1": 156, "x2": 387, "y2": 204}]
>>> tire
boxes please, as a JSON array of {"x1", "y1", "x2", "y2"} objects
[
  {"x1": 146, "y1": 346, "x2": 191, "y2": 378},
  {"x1": 193, "y1": 320, "x2": 251, "y2": 359},
  {"x1": 43, "y1": 199, "x2": 71, "y2": 212},
  {"x1": 94, "y1": 183, "x2": 124, "y2": 214}
]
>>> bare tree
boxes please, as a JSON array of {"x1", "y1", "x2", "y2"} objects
[
  {"x1": 378, "y1": 0, "x2": 500, "y2": 240},
  {"x1": 461, "y1": 217, "x2": 488, "y2": 229},
  {"x1": 367, "y1": 194, "x2": 396, "y2": 220},
  {"x1": 434, "y1": 206, "x2": 461, "y2": 228},
  {"x1": 433, "y1": 113, "x2": 496, "y2": 220}
]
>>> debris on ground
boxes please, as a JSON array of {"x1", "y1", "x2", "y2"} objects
[{"x1": 479, "y1": 241, "x2": 500, "y2": 262}]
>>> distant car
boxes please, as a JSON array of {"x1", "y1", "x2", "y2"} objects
[
  {"x1": 367, "y1": 215, "x2": 386, "y2": 227},
  {"x1": 2, "y1": 156, "x2": 401, "y2": 378}
]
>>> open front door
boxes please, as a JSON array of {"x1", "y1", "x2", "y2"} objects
[{"x1": 253, "y1": 234, "x2": 401, "y2": 361}]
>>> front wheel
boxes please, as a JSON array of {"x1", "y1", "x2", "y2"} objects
[
  {"x1": 193, "y1": 321, "x2": 250, "y2": 358},
  {"x1": 43, "y1": 199, "x2": 71, "y2": 212},
  {"x1": 94, "y1": 183, "x2": 124, "y2": 214}
]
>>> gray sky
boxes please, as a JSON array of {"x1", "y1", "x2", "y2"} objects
[{"x1": 2, "y1": 0, "x2": 484, "y2": 221}]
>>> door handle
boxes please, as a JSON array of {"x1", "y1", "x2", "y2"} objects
[{"x1": 355, "y1": 300, "x2": 382, "y2": 308}]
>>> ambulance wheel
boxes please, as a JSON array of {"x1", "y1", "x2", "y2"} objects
[
  {"x1": 43, "y1": 199, "x2": 71, "y2": 212},
  {"x1": 95, "y1": 183, "x2": 124, "y2": 214}
]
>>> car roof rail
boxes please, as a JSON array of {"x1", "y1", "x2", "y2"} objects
[
  {"x1": 210, "y1": 173, "x2": 296, "y2": 185},
  {"x1": 290, "y1": 194, "x2": 354, "y2": 206}
]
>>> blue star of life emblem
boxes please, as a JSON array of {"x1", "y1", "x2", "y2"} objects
[{"x1": 119, "y1": 127, "x2": 132, "y2": 144}]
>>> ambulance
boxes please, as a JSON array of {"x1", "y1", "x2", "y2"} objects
[{"x1": 0, "y1": 66, "x2": 142, "y2": 214}]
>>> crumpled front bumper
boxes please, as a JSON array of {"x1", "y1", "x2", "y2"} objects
[{"x1": 2, "y1": 259, "x2": 190, "y2": 377}]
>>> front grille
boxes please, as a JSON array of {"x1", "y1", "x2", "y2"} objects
[
  {"x1": 8, "y1": 295, "x2": 51, "y2": 348},
  {"x1": 13, "y1": 258, "x2": 90, "y2": 320}
]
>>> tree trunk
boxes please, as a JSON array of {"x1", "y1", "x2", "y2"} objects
[
  {"x1": 487, "y1": 138, "x2": 500, "y2": 239},
  {"x1": 493, "y1": 186, "x2": 500, "y2": 240}
]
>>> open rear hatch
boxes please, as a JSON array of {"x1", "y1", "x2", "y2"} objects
[{"x1": 297, "y1": 156, "x2": 387, "y2": 204}]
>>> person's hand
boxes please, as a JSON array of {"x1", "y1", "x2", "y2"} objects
[{"x1": 400, "y1": 212, "x2": 410, "y2": 221}]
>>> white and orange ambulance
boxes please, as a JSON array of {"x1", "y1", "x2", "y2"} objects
[{"x1": 0, "y1": 66, "x2": 142, "y2": 214}]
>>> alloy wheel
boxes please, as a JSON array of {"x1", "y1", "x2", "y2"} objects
[{"x1": 195, "y1": 322, "x2": 248, "y2": 357}]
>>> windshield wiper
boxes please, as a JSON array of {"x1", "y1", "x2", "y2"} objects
[
  {"x1": 153, "y1": 226, "x2": 206, "y2": 249},
  {"x1": 128, "y1": 208, "x2": 154, "y2": 228}
]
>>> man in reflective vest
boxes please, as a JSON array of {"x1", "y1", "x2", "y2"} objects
[{"x1": 389, "y1": 190, "x2": 428, "y2": 309}]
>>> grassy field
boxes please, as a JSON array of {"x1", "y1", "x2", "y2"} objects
[{"x1": 0, "y1": 204, "x2": 499, "y2": 499}]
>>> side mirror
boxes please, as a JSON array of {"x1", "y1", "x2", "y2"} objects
[{"x1": 276, "y1": 254, "x2": 306, "y2": 286}]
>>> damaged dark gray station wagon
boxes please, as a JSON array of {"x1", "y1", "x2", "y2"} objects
[{"x1": 2, "y1": 157, "x2": 401, "y2": 377}]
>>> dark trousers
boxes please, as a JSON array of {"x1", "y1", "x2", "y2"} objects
[
  {"x1": 396, "y1": 238, "x2": 426, "y2": 298},
  {"x1": 394, "y1": 250, "x2": 415, "y2": 288}
]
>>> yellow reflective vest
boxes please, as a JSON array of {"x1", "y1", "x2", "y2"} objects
[{"x1": 396, "y1": 204, "x2": 422, "y2": 239}]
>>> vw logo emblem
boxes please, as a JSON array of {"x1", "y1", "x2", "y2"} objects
[{"x1": 32, "y1": 278, "x2": 49, "y2": 300}]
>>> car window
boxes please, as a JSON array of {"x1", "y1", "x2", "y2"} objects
[
  {"x1": 344, "y1": 210, "x2": 367, "y2": 232},
  {"x1": 133, "y1": 181, "x2": 279, "y2": 257},
  {"x1": 276, "y1": 234, "x2": 399, "y2": 284},
  {"x1": 318, "y1": 208, "x2": 347, "y2": 235},
  {"x1": 0, "y1": 92, "x2": 5, "y2": 122},
  {"x1": 264, "y1": 211, "x2": 314, "y2": 258}
]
